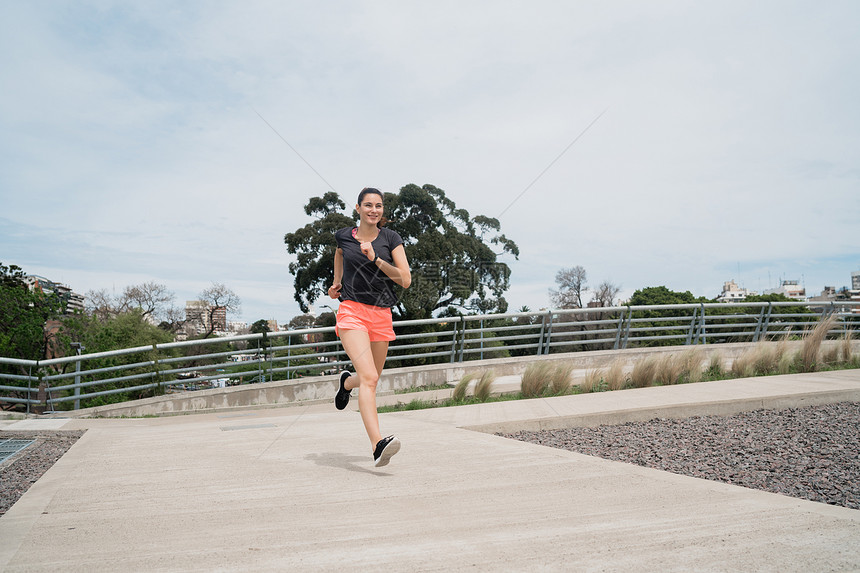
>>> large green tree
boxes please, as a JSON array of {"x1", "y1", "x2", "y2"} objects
[
  {"x1": 60, "y1": 309, "x2": 174, "y2": 356},
  {"x1": 0, "y1": 263, "x2": 64, "y2": 368},
  {"x1": 284, "y1": 184, "x2": 519, "y2": 319},
  {"x1": 629, "y1": 285, "x2": 705, "y2": 306},
  {"x1": 626, "y1": 286, "x2": 709, "y2": 347}
]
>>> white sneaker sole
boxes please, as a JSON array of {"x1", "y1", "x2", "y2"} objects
[{"x1": 374, "y1": 437, "x2": 401, "y2": 467}]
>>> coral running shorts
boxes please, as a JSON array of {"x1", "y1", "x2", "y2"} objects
[{"x1": 335, "y1": 300, "x2": 396, "y2": 342}]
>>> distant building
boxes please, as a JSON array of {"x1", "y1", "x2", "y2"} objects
[
  {"x1": 185, "y1": 301, "x2": 228, "y2": 336},
  {"x1": 809, "y1": 286, "x2": 837, "y2": 302},
  {"x1": 185, "y1": 301, "x2": 209, "y2": 336},
  {"x1": 848, "y1": 272, "x2": 860, "y2": 314},
  {"x1": 24, "y1": 274, "x2": 85, "y2": 314},
  {"x1": 763, "y1": 279, "x2": 807, "y2": 301},
  {"x1": 267, "y1": 319, "x2": 279, "y2": 332},
  {"x1": 212, "y1": 306, "x2": 227, "y2": 334},
  {"x1": 808, "y1": 286, "x2": 838, "y2": 309},
  {"x1": 716, "y1": 279, "x2": 755, "y2": 302}
]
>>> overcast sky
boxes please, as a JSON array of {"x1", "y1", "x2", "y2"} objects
[{"x1": 1, "y1": 1, "x2": 858, "y2": 325}]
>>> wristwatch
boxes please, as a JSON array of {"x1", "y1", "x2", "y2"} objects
[{"x1": 373, "y1": 254, "x2": 379, "y2": 264}]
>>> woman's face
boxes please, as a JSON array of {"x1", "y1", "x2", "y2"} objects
[{"x1": 356, "y1": 193, "x2": 384, "y2": 225}]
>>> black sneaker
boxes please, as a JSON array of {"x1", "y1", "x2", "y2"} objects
[
  {"x1": 335, "y1": 371, "x2": 351, "y2": 410},
  {"x1": 373, "y1": 435, "x2": 401, "y2": 467}
]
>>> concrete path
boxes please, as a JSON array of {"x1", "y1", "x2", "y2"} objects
[{"x1": 2, "y1": 370, "x2": 860, "y2": 572}]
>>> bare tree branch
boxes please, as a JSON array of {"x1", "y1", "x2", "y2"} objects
[
  {"x1": 197, "y1": 283, "x2": 241, "y2": 338},
  {"x1": 120, "y1": 282, "x2": 175, "y2": 321},
  {"x1": 549, "y1": 266, "x2": 588, "y2": 309},
  {"x1": 591, "y1": 280, "x2": 621, "y2": 308}
]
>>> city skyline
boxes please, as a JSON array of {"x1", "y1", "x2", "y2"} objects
[{"x1": 15, "y1": 266, "x2": 860, "y2": 328}]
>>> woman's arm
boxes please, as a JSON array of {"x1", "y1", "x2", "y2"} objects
[
  {"x1": 374, "y1": 244, "x2": 411, "y2": 289},
  {"x1": 328, "y1": 248, "x2": 344, "y2": 298}
]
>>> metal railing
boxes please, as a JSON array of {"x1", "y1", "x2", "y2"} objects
[{"x1": 1, "y1": 300, "x2": 857, "y2": 413}]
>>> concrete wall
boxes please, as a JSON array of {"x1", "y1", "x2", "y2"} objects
[{"x1": 52, "y1": 343, "x2": 777, "y2": 418}]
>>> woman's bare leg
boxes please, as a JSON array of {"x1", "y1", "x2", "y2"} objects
[{"x1": 339, "y1": 329, "x2": 385, "y2": 449}]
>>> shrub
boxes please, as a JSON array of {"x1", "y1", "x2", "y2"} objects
[
  {"x1": 521, "y1": 362, "x2": 551, "y2": 398},
  {"x1": 474, "y1": 370, "x2": 495, "y2": 402}
]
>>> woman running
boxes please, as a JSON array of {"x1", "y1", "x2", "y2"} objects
[{"x1": 328, "y1": 187, "x2": 411, "y2": 467}]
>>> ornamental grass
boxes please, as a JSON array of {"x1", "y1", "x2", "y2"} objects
[
  {"x1": 655, "y1": 353, "x2": 684, "y2": 385},
  {"x1": 474, "y1": 370, "x2": 496, "y2": 402},
  {"x1": 605, "y1": 361, "x2": 627, "y2": 391},
  {"x1": 629, "y1": 356, "x2": 658, "y2": 388},
  {"x1": 520, "y1": 362, "x2": 551, "y2": 398},
  {"x1": 548, "y1": 362, "x2": 574, "y2": 395},
  {"x1": 452, "y1": 372, "x2": 475, "y2": 401},
  {"x1": 800, "y1": 315, "x2": 837, "y2": 372},
  {"x1": 580, "y1": 368, "x2": 603, "y2": 393}
]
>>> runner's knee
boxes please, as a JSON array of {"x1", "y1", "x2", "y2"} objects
[{"x1": 357, "y1": 372, "x2": 378, "y2": 390}]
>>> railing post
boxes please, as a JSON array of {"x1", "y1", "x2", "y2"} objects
[
  {"x1": 613, "y1": 308, "x2": 626, "y2": 350},
  {"x1": 621, "y1": 307, "x2": 633, "y2": 349},
  {"x1": 257, "y1": 334, "x2": 266, "y2": 383},
  {"x1": 150, "y1": 343, "x2": 163, "y2": 397},
  {"x1": 752, "y1": 306, "x2": 764, "y2": 342},
  {"x1": 449, "y1": 318, "x2": 460, "y2": 363},
  {"x1": 536, "y1": 314, "x2": 547, "y2": 355},
  {"x1": 263, "y1": 331, "x2": 271, "y2": 383},
  {"x1": 479, "y1": 317, "x2": 484, "y2": 361},
  {"x1": 760, "y1": 302, "x2": 773, "y2": 340},
  {"x1": 26, "y1": 364, "x2": 33, "y2": 415},
  {"x1": 685, "y1": 307, "x2": 698, "y2": 346},
  {"x1": 543, "y1": 310, "x2": 554, "y2": 355},
  {"x1": 460, "y1": 317, "x2": 468, "y2": 362},
  {"x1": 71, "y1": 343, "x2": 84, "y2": 410},
  {"x1": 286, "y1": 334, "x2": 292, "y2": 380},
  {"x1": 267, "y1": 332, "x2": 274, "y2": 381}
]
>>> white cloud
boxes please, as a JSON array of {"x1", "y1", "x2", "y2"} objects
[{"x1": 1, "y1": 0, "x2": 858, "y2": 324}]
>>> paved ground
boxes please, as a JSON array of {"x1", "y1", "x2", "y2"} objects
[{"x1": 2, "y1": 370, "x2": 860, "y2": 572}]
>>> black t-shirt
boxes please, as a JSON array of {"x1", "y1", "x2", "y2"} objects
[{"x1": 335, "y1": 226, "x2": 404, "y2": 308}]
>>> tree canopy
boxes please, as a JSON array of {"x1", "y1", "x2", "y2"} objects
[
  {"x1": 284, "y1": 184, "x2": 519, "y2": 319},
  {"x1": 0, "y1": 262, "x2": 64, "y2": 366},
  {"x1": 250, "y1": 319, "x2": 270, "y2": 334},
  {"x1": 60, "y1": 308, "x2": 174, "y2": 357},
  {"x1": 628, "y1": 286, "x2": 707, "y2": 306}
]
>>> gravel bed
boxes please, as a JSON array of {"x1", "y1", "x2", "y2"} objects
[
  {"x1": 501, "y1": 402, "x2": 860, "y2": 510},
  {"x1": 0, "y1": 430, "x2": 85, "y2": 516}
]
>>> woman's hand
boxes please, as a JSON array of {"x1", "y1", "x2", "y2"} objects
[
  {"x1": 360, "y1": 241, "x2": 375, "y2": 261},
  {"x1": 328, "y1": 282, "x2": 342, "y2": 299}
]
